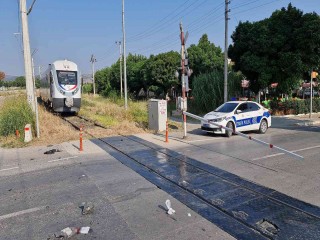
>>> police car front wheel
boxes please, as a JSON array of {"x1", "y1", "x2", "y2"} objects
[
  {"x1": 225, "y1": 122, "x2": 234, "y2": 138},
  {"x1": 259, "y1": 119, "x2": 268, "y2": 134}
]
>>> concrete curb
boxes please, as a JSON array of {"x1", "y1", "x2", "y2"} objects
[{"x1": 295, "y1": 121, "x2": 320, "y2": 126}]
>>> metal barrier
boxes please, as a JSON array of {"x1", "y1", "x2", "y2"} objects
[{"x1": 183, "y1": 111, "x2": 304, "y2": 160}]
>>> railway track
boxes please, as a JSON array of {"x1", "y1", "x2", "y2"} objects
[
  {"x1": 61, "y1": 114, "x2": 112, "y2": 138},
  {"x1": 62, "y1": 115, "x2": 320, "y2": 239}
]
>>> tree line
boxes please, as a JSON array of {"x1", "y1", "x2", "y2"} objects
[{"x1": 229, "y1": 3, "x2": 320, "y2": 95}]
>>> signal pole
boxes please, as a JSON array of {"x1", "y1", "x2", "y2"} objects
[
  {"x1": 115, "y1": 41, "x2": 123, "y2": 98},
  {"x1": 90, "y1": 54, "x2": 97, "y2": 96},
  {"x1": 122, "y1": 0, "x2": 128, "y2": 110},
  {"x1": 180, "y1": 22, "x2": 187, "y2": 139},
  {"x1": 224, "y1": 0, "x2": 230, "y2": 102},
  {"x1": 20, "y1": 0, "x2": 35, "y2": 111}
]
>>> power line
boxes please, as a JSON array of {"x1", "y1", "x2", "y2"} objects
[
  {"x1": 231, "y1": 0, "x2": 280, "y2": 16},
  {"x1": 128, "y1": 0, "x2": 210, "y2": 42},
  {"x1": 127, "y1": 0, "x2": 192, "y2": 41},
  {"x1": 232, "y1": 0, "x2": 261, "y2": 10},
  {"x1": 129, "y1": 2, "x2": 225, "y2": 54},
  {"x1": 27, "y1": 0, "x2": 37, "y2": 15}
]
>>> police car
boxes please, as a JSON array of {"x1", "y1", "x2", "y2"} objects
[{"x1": 201, "y1": 101, "x2": 271, "y2": 137}]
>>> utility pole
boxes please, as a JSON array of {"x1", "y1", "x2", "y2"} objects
[
  {"x1": 90, "y1": 54, "x2": 97, "y2": 96},
  {"x1": 180, "y1": 22, "x2": 187, "y2": 139},
  {"x1": 224, "y1": 0, "x2": 230, "y2": 103},
  {"x1": 115, "y1": 41, "x2": 123, "y2": 98},
  {"x1": 20, "y1": 0, "x2": 35, "y2": 111},
  {"x1": 31, "y1": 57, "x2": 40, "y2": 138},
  {"x1": 122, "y1": 0, "x2": 128, "y2": 110},
  {"x1": 310, "y1": 70, "x2": 318, "y2": 118}
]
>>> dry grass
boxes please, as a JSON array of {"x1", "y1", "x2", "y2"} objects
[
  {"x1": 32, "y1": 106, "x2": 80, "y2": 146},
  {"x1": 79, "y1": 94, "x2": 149, "y2": 135}
]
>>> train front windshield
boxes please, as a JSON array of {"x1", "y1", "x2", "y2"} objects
[{"x1": 57, "y1": 71, "x2": 77, "y2": 85}]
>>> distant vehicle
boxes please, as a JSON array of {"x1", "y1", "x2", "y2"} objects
[
  {"x1": 40, "y1": 60, "x2": 81, "y2": 112},
  {"x1": 201, "y1": 101, "x2": 271, "y2": 137}
]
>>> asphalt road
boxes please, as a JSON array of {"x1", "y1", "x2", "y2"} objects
[{"x1": 0, "y1": 116, "x2": 319, "y2": 239}]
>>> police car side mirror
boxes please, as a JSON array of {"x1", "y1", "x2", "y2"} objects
[{"x1": 236, "y1": 110, "x2": 242, "y2": 114}]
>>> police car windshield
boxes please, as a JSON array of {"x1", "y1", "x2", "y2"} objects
[{"x1": 214, "y1": 102, "x2": 238, "y2": 113}]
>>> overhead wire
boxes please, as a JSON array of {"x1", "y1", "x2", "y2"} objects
[
  {"x1": 129, "y1": 1, "x2": 225, "y2": 55},
  {"x1": 127, "y1": 0, "x2": 210, "y2": 43},
  {"x1": 232, "y1": 0, "x2": 261, "y2": 10},
  {"x1": 230, "y1": 0, "x2": 280, "y2": 16},
  {"x1": 15, "y1": 0, "x2": 23, "y2": 53},
  {"x1": 127, "y1": 0, "x2": 192, "y2": 41},
  {"x1": 122, "y1": 0, "x2": 281, "y2": 63}
]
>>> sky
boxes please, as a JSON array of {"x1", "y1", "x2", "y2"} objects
[{"x1": 0, "y1": 0, "x2": 319, "y2": 77}]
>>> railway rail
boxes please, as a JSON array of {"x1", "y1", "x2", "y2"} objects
[{"x1": 62, "y1": 115, "x2": 320, "y2": 239}]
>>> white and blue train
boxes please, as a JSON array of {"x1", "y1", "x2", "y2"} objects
[{"x1": 40, "y1": 60, "x2": 81, "y2": 112}]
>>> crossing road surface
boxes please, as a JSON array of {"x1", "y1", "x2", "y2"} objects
[{"x1": 0, "y1": 117, "x2": 319, "y2": 239}]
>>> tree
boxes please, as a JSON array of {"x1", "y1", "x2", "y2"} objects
[
  {"x1": 228, "y1": 4, "x2": 320, "y2": 94},
  {"x1": 192, "y1": 70, "x2": 242, "y2": 113},
  {"x1": 95, "y1": 67, "x2": 111, "y2": 95},
  {"x1": 188, "y1": 34, "x2": 224, "y2": 76},
  {"x1": 0, "y1": 71, "x2": 5, "y2": 81},
  {"x1": 14, "y1": 76, "x2": 26, "y2": 88},
  {"x1": 144, "y1": 51, "x2": 180, "y2": 96},
  {"x1": 123, "y1": 53, "x2": 147, "y2": 94}
]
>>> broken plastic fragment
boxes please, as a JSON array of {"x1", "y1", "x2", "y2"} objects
[
  {"x1": 79, "y1": 202, "x2": 94, "y2": 215},
  {"x1": 61, "y1": 227, "x2": 79, "y2": 237},
  {"x1": 80, "y1": 227, "x2": 90, "y2": 234},
  {"x1": 165, "y1": 199, "x2": 175, "y2": 215},
  {"x1": 44, "y1": 149, "x2": 62, "y2": 155},
  {"x1": 188, "y1": 213, "x2": 191, "y2": 217}
]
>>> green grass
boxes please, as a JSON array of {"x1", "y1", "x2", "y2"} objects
[
  {"x1": 79, "y1": 94, "x2": 148, "y2": 128},
  {"x1": 0, "y1": 96, "x2": 35, "y2": 142}
]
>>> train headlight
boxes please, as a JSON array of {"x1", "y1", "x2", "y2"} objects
[
  {"x1": 72, "y1": 88, "x2": 79, "y2": 95},
  {"x1": 65, "y1": 97, "x2": 74, "y2": 107}
]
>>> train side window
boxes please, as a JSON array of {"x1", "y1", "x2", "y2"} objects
[{"x1": 50, "y1": 72, "x2": 53, "y2": 83}]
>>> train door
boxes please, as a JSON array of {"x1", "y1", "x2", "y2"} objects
[{"x1": 49, "y1": 71, "x2": 54, "y2": 100}]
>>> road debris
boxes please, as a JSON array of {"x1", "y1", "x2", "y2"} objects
[
  {"x1": 188, "y1": 213, "x2": 191, "y2": 217},
  {"x1": 165, "y1": 199, "x2": 175, "y2": 215},
  {"x1": 52, "y1": 226, "x2": 91, "y2": 239},
  {"x1": 79, "y1": 202, "x2": 94, "y2": 215},
  {"x1": 44, "y1": 149, "x2": 62, "y2": 155}
]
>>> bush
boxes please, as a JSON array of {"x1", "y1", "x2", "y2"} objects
[
  {"x1": 82, "y1": 84, "x2": 93, "y2": 94},
  {"x1": 0, "y1": 97, "x2": 35, "y2": 139},
  {"x1": 192, "y1": 71, "x2": 224, "y2": 113},
  {"x1": 268, "y1": 98, "x2": 320, "y2": 115}
]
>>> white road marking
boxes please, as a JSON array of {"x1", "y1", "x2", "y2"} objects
[
  {"x1": 293, "y1": 145, "x2": 320, "y2": 152},
  {"x1": 252, "y1": 153, "x2": 284, "y2": 160},
  {"x1": 0, "y1": 167, "x2": 19, "y2": 172},
  {"x1": 252, "y1": 145, "x2": 320, "y2": 160},
  {"x1": 0, "y1": 206, "x2": 47, "y2": 220},
  {"x1": 185, "y1": 138, "x2": 220, "y2": 143},
  {"x1": 48, "y1": 156, "x2": 78, "y2": 163}
]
